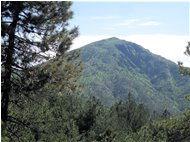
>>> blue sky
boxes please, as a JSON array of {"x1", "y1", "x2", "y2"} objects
[
  {"x1": 70, "y1": 2, "x2": 190, "y2": 66},
  {"x1": 71, "y1": 2, "x2": 188, "y2": 36}
]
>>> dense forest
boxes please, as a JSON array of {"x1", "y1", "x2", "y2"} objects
[
  {"x1": 79, "y1": 37, "x2": 190, "y2": 114},
  {"x1": 1, "y1": 1, "x2": 190, "y2": 142}
]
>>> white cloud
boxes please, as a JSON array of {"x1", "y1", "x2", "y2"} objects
[
  {"x1": 71, "y1": 34, "x2": 190, "y2": 67},
  {"x1": 71, "y1": 35, "x2": 110, "y2": 50},
  {"x1": 116, "y1": 18, "x2": 141, "y2": 26},
  {"x1": 116, "y1": 18, "x2": 161, "y2": 27},
  {"x1": 102, "y1": 27, "x2": 117, "y2": 30},
  {"x1": 138, "y1": 21, "x2": 161, "y2": 26},
  {"x1": 91, "y1": 16, "x2": 120, "y2": 20},
  {"x1": 123, "y1": 34, "x2": 190, "y2": 66}
]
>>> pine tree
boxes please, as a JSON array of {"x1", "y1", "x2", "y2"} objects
[
  {"x1": 178, "y1": 42, "x2": 190, "y2": 76},
  {"x1": 1, "y1": 1, "x2": 78, "y2": 122}
]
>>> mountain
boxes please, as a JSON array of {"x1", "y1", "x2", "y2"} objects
[{"x1": 78, "y1": 37, "x2": 190, "y2": 114}]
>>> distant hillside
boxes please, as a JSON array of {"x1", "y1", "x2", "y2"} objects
[{"x1": 78, "y1": 37, "x2": 190, "y2": 114}]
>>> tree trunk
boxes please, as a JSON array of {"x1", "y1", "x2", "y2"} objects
[{"x1": 1, "y1": 4, "x2": 20, "y2": 122}]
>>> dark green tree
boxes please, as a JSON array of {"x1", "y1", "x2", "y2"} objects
[
  {"x1": 110, "y1": 92, "x2": 150, "y2": 133},
  {"x1": 76, "y1": 97, "x2": 102, "y2": 136},
  {"x1": 1, "y1": 1, "x2": 78, "y2": 123},
  {"x1": 178, "y1": 42, "x2": 190, "y2": 76},
  {"x1": 161, "y1": 109, "x2": 171, "y2": 119}
]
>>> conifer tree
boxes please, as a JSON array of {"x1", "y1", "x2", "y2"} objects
[
  {"x1": 1, "y1": 1, "x2": 78, "y2": 122},
  {"x1": 178, "y1": 42, "x2": 190, "y2": 76}
]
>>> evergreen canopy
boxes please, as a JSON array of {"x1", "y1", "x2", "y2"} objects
[{"x1": 1, "y1": 1, "x2": 78, "y2": 122}]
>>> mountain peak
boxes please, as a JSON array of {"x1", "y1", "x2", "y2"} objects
[
  {"x1": 108, "y1": 37, "x2": 120, "y2": 40},
  {"x1": 79, "y1": 38, "x2": 190, "y2": 113},
  {"x1": 100, "y1": 37, "x2": 121, "y2": 42}
]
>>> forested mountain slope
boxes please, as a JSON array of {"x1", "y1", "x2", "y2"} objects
[{"x1": 78, "y1": 37, "x2": 190, "y2": 113}]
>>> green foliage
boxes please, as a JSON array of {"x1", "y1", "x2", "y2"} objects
[
  {"x1": 2, "y1": 94, "x2": 80, "y2": 141},
  {"x1": 106, "y1": 93, "x2": 150, "y2": 142},
  {"x1": 178, "y1": 42, "x2": 190, "y2": 76},
  {"x1": 185, "y1": 95, "x2": 190, "y2": 101},
  {"x1": 2, "y1": 78, "x2": 190, "y2": 142},
  {"x1": 1, "y1": 81, "x2": 152, "y2": 142},
  {"x1": 2, "y1": 15, "x2": 190, "y2": 141},
  {"x1": 124, "y1": 108, "x2": 190, "y2": 142},
  {"x1": 178, "y1": 62, "x2": 190, "y2": 76},
  {"x1": 110, "y1": 93, "x2": 150, "y2": 133},
  {"x1": 1, "y1": 1, "x2": 78, "y2": 123},
  {"x1": 79, "y1": 37, "x2": 190, "y2": 113}
]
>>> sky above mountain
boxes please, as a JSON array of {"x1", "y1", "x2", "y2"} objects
[{"x1": 70, "y1": 2, "x2": 190, "y2": 66}]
